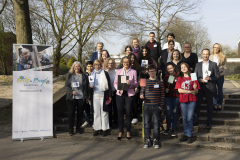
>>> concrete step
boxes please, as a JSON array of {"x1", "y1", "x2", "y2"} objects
[
  {"x1": 162, "y1": 138, "x2": 240, "y2": 152},
  {"x1": 54, "y1": 132, "x2": 240, "y2": 152},
  {"x1": 201, "y1": 104, "x2": 240, "y2": 111},
  {"x1": 54, "y1": 132, "x2": 143, "y2": 144},
  {"x1": 197, "y1": 125, "x2": 240, "y2": 134},
  {"x1": 224, "y1": 98, "x2": 240, "y2": 105},
  {"x1": 224, "y1": 94, "x2": 240, "y2": 99},
  {"x1": 199, "y1": 117, "x2": 240, "y2": 126},
  {"x1": 195, "y1": 133, "x2": 240, "y2": 144},
  {"x1": 200, "y1": 110, "x2": 240, "y2": 118}
]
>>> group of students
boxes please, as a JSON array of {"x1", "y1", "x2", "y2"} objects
[{"x1": 65, "y1": 32, "x2": 227, "y2": 149}]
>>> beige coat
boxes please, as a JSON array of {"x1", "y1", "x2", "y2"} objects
[{"x1": 209, "y1": 55, "x2": 227, "y2": 76}]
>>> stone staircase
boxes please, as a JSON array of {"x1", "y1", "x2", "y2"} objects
[{"x1": 54, "y1": 94, "x2": 240, "y2": 152}]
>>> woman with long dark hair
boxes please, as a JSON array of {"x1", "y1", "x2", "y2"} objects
[{"x1": 175, "y1": 63, "x2": 200, "y2": 143}]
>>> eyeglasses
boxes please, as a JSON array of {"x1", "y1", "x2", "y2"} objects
[
  {"x1": 108, "y1": 63, "x2": 113, "y2": 65},
  {"x1": 148, "y1": 70, "x2": 156, "y2": 73}
]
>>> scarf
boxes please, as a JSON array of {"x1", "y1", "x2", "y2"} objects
[
  {"x1": 132, "y1": 45, "x2": 140, "y2": 57},
  {"x1": 90, "y1": 68, "x2": 108, "y2": 91}
]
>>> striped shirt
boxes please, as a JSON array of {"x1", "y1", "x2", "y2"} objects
[{"x1": 140, "y1": 79, "x2": 165, "y2": 106}]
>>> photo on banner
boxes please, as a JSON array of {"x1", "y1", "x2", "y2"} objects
[{"x1": 13, "y1": 44, "x2": 53, "y2": 71}]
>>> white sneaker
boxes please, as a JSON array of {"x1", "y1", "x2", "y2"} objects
[
  {"x1": 81, "y1": 121, "x2": 89, "y2": 128},
  {"x1": 131, "y1": 118, "x2": 138, "y2": 124}
]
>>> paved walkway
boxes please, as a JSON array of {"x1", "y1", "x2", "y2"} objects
[
  {"x1": 223, "y1": 79, "x2": 240, "y2": 95},
  {"x1": 0, "y1": 79, "x2": 240, "y2": 159},
  {"x1": 0, "y1": 136, "x2": 240, "y2": 160}
]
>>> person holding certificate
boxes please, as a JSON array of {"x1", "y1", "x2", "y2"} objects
[
  {"x1": 65, "y1": 61, "x2": 89, "y2": 136},
  {"x1": 114, "y1": 56, "x2": 137, "y2": 140},
  {"x1": 175, "y1": 62, "x2": 200, "y2": 143},
  {"x1": 163, "y1": 63, "x2": 179, "y2": 137}
]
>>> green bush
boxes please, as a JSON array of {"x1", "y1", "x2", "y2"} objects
[{"x1": 59, "y1": 63, "x2": 69, "y2": 75}]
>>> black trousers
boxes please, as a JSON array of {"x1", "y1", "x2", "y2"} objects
[
  {"x1": 116, "y1": 94, "x2": 133, "y2": 132},
  {"x1": 109, "y1": 91, "x2": 118, "y2": 127},
  {"x1": 132, "y1": 92, "x2": 140, "y2": 119},
  {"x1": 195, "y1": 84, "x2": 213, "y2": 125},
  {"x1": 67, "y1": 99, "x2": 84, "y2": 133}
]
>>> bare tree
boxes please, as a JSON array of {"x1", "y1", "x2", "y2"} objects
[
  {"x1": 70, "y1": 0, "x2": 130, "y2": 63},
  {"x1": 167, "y1": 17, "x2": 211, "y2": 55},
  {"x1": 31, "y1": 0, "x2": 78, "y2": 76},
  {"x1": 13, "y1": 0, "x2": 32, "y2": 44},
  {"x1": 129, "y1": 0, "x2": 201, "y2": 44},
  {"x1": 0, "y1": 0, "x2": 7, "y2": 15}
]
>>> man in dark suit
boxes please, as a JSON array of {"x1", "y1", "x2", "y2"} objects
[
  {"x1": 90, "y1": 42, "x2": 104, "y2": 62},
  {"x1": 195, "y1": 48, "x2": 219, "y2": 128},
  {"x1": 159, "y1": 40, "x2": 175, "y2": 79}
]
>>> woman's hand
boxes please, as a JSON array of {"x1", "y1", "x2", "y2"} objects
[
  {"x1": 119, "y1": 90, "x2": 123, "y2": 95},
  {"x1": 86, "y1": 98, "x2": 89, "y2": 104},
  {"x1": 193, "y1": 83, "x2": 197, "y2": 89},
  {"x1": 72, "y1": 91, "x2": 77, "y2": 95},
  {"x1": 90, "y1": 84, "x2": 94, "y2": 88},
  {"x1": 140, "y1": 94, "x2": 144, "y2": 99},
  {"x1": 135, "y1": 88, "x2": 139, "y2": 93},
  {"x1": 126, "y1": 80, "x2": 131, "y2": 85}
]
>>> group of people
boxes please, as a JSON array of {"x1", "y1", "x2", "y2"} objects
[{"x1": 65, "y1": 32, "x2": 227, "y2": 149}]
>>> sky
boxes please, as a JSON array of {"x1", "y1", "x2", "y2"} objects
[{"x1": 100, "y1": 0, "x2": 240, "y2": 55}]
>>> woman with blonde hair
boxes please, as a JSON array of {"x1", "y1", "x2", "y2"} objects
[
  {"x1": 65, "y1": 61, "x2": 89, "y2": 136},
  {"x1": 210, "y1": 43, "x2": 227, "y2": 111},
  {"x1": 90, "y1": 60, "x2": 112, "y2": 136},
  {"x1": 104, "y1": 58, "x2": 118, "y2": 128}
]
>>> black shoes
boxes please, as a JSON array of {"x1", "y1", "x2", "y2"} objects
[
  {"x1": 143, "y1": 138, "x2": 151, "y2": 148},
  {"x1": 217, "y1": 106, "x2": 222, "y2": 111},
  {"x1": 102, "y1": 131, "x2": 108, "y2": 137},
  {"x1": 171, "y1": 130, "x2": 177, "y2": 137},
  {"x1": 163, "y1": 129, "x2": 170, "y2": 135},
  {"x1": 117, "y1": 132, "x2": 123, "y2": 140},
  {"x1": 69, "y1": 132, "x2": 73, "y2": 136},
  {"x1": 179, "y1": 135, "x2": 188, "y2": 142},
  {"x1": 187, "y1": 137, "x2": 194, "y2": 143},
  {"x1": 179, "y1": 135, "x2": 195, "y2": 143},
  {"x1": 93, "y1": 130, "x2": 99, "y2": 136}
]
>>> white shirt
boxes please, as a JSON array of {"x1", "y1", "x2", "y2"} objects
[
  {"x1": 167, "y1": 50, "x2": 172, "y2": 63},
  {"x1": 162, "y1": 41, "x2": 182, "y2": 52},
  {"x1": 202, "y1": 60, "x2": 209, "y2": 82},
  {"x1": 97, "y1": 52, "x2": 101, "y2": 59},
  {"x1": 213, "y1": 55, "x2": 219, "y2": 64}
]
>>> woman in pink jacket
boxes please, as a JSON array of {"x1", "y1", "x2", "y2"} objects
[{"x1": 114, "y1": 56, "x2": 138, "y2": 140}]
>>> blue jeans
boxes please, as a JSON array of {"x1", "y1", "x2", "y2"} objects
[
  {"x1": 181, "y1": 102, "x2": 196, "y2": 137},
  {"x1": 144, "y1": 104, "x2": 161, "y2": 140},
  {"x1": 213, "y1": 76, "x2": 224, "y2": 106},
  {"x1": 165, "y1": 97, "x2": 179, "y2": 130}
]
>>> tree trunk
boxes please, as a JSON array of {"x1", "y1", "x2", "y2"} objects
[
  {"x1": 78, "y1": 42, "x2": 83, "y2": 64},
  {"x1": 13, "y1": 0, "x2": 33, "y2": 44},
  {"x1": 53, "y1": 39, "x2": 62, "y2": 77}
]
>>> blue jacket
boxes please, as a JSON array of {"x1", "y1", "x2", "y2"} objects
[{"x1": 90, "y1": 51, "x2": 99, "y2": 62}]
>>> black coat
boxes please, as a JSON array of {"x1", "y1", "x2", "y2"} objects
[
  {"x1": 65, "y1": 73, "x2": 89, "y2": 100},
  {"x1": 195, "y1": 60, "x2": 219, "y2": 92}
]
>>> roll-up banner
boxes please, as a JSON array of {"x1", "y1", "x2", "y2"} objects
[{"x1": 12, "y1": 44, "x2": 53, "y2": 140}]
